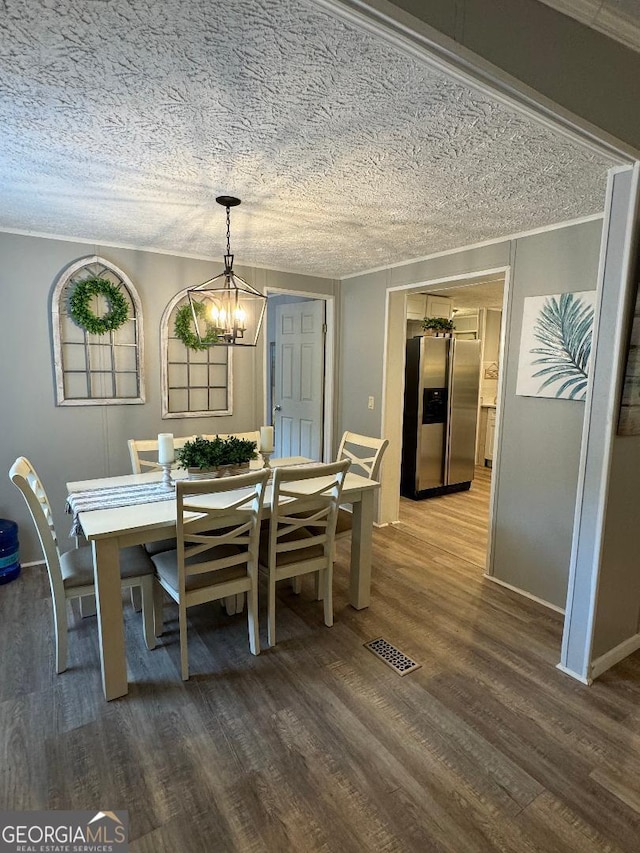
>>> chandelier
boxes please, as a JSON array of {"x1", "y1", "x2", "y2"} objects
[{"x1": 186, "y1": 196, "x2": 267, "y2": 347}]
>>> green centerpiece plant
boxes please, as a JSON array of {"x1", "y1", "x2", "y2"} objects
[{"x1": 176, "y1": 435, "x2": 258, "y2": 477}]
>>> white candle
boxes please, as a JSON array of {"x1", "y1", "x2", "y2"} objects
[
  {"x1": 158, "y1": 433, "x2": 174, "y2": 465},
  {"x1": 259, "y1": 426, "x2": 274, "y2": 452}
]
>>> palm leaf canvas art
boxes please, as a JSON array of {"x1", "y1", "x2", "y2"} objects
[{"x1": 516, "y1": 291, "x2": 596, "y2": 400}]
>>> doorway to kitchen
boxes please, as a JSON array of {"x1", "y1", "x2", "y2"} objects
[{"x1": 383, "y1": 268, "x2": 509, "y2": 576}]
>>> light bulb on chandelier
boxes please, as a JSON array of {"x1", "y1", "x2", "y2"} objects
[{"x1": 208, "y1": 299, "x2": 247, "y2": 336}]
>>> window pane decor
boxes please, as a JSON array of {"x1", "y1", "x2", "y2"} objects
[
  {"x1": 51, "y1": 256, "x2": 145, "y2": 406},
  {"x1": 161, "y1": 291, "x2": 233, "y2": 418}
]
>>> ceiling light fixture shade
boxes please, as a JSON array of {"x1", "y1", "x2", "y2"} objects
[{"x1": 186, "y1": 196, "x2": 266, "y2": 347}]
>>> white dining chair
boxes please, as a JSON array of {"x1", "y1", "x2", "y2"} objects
[
  {"x1": 127, "y1": 436, "x2": 199, "y2": 559},
  {"x1": 9, "y1": 456, "x2": 156, "y2": 674},
  {"x1": 127, "y1": 435, "x2": 194, "y2": 474},
  {"x1": 259, "y1": 459, "x2": 350, "y2": 648},
  {"x1": 334, "y1": 431, "x2": 388, "y2": 538},
  {"x1": 150, "y1": 468, "x2": 269, "y2": 681}
]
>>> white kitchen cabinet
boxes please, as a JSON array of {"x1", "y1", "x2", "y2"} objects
[
  {"x1": 406, "y1": 293, "x2": 452, "y2": 320},
  {"x1": 485, "y1": 408, "x2": 496, "y2": 464},
  {"x1": 426, "y1": 295, "x2": 452, "y2": 319},
  {"x1": 453, "y1": 311, "x2": 479, "y2": 338},
  {"x1": 406, "y1": 294, "x2": 427, "y2": 320}
]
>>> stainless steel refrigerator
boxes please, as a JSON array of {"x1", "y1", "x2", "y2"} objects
[{"x1": 401, "y1": 335, "x2": 481, "y2": 499}]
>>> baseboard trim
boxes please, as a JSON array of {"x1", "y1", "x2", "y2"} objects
[
  {"x1": 556, "y1": 663, "x2": 592, "y2": 685},
  {"x1": 589, "y1": 633, "x2": 640, "y2": 680},
  {"x1": 483, "y1": 573, "x2": 565, "y2": 614},
  {"x1": 20, "y1": 560, "x2": 45, "y2": 569},
  {"x1": 341, "y1": 505, "x2": 390, "y2": 529}
]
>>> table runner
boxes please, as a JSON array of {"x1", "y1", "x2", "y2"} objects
[{"x1": 66, "y1": 481, "x2": 176, "y2": 537}]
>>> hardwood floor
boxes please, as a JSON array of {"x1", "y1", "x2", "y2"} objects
[
  {"x1": 398, "y1": 465, "x2": 492, "y2": 569},
  {"x1": 3, "y1": 473, "x2": 640, "y2": 851}
]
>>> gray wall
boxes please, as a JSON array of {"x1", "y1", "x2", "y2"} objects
[
  {"x1": 339, "y1": 220, "x2": 602, "y2": 608},
  {"x1": 491, "y1": 222, "x2": 601, "y2": 606},
  {"x1": 595, "y1": 443, "x2": 640, "y2": 656},
  {"x1": 0, "y1": 232, "x2": 334, "y2": 562},
  {"x1": 340, "y1": 269, "x2": 388, "y2": 437}
]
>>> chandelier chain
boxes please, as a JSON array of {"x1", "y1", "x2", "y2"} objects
[{"x1": 226, "y1": 206, "x2": 231, "y2": 256}]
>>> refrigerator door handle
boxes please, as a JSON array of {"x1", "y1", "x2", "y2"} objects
[
  {"x1": 414, "y1": 337, "x2": 425, "y2": 492},
  {"x1": 444, "y1": 337, "x2": 455, "y2": 485}
]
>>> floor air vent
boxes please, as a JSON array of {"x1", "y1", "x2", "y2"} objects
[{"x1": 364, "y1": 637, "x2": 421, "y2": 676}]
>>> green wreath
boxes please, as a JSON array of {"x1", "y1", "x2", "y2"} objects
[
  {"x1": 174, "y1": 302, "x2": 219, "y2": 350},
  {"x1": 69, "y1": 277, "x2": 129, "y2": 335}
]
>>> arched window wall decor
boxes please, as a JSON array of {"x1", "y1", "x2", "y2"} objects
[
  {"x1": 161, "y1": 291, "x2": 233, "y2": 418},
  {"x1": 51, "y1": 255, "x2": 145, "y2": 406}
]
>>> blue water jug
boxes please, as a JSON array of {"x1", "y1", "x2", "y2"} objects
[{"x1": 0, "y1": 519, "x2": 20, "y2": 584}]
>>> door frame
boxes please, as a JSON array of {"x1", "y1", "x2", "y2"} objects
[
  {"x1": 263, "y1": 287, "x2": 335, "y2": 462},
  {"x1": 380, "y1": 265, "x2": 511, "y2": 576}
]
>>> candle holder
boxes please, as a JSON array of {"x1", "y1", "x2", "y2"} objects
[
  {"x1": 160, "y1": 462, "x2": 174, "y2": 490},
  {"x1": 261, "y1": 450, "x2": 273, "y2": 470}
]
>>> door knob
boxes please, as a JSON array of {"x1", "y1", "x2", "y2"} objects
[{"x1": 274, "y1": 405, "x2": 282, "y2": 412}]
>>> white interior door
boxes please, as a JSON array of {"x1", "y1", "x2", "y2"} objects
[{"x1": 274, "y1": 299, "x2": 325, "y2": 459}]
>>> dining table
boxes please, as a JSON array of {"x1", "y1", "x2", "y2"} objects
[{"x1": 66, "y1": 457, "x2": 380, "y2": 700}]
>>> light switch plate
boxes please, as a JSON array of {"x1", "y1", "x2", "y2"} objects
[{"x1": 368, "y1": 396, "x2": 375, "y2": 410}]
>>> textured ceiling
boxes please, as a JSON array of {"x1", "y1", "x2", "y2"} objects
[
  {"x1": 429, "y1": 279, "x2": 505, "y2": 311},
  {"x1": 0, "y1": 0, "x2": 619, "y2": 278},
  {"x1": 537, "y1": 0, "x2": 640, "y2": 53}
]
